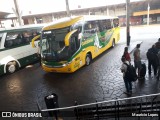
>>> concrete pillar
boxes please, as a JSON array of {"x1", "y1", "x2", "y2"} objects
[
  {"x1": 52, "y1": 14, "x2": 55, "y2": 22},
  {"x1": 126, "y1": 0, "x2": 130, "y2": 46},
  {"x1": 13, "y1": 0, "x2": 23, "y2": 26},
  {"x1": 107, "y1": 7, "x2": 109, "y2": 16},
  {"x1": 147, "y1": 3, "x2": 150, "y2": 25},
  {"x1": 65, "y1": 0, "x2": 71, "y2": 17},
  {"x1": 34, "y1": 17, "x2": 37, "y2": 24}
]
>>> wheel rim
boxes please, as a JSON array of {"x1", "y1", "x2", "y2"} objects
[
  {"x1": 8, "y1": 64, "x2": 16, "y2": 73},
  {"x1": 86, "y1": 56, "x2": 90, "y2": 65}
]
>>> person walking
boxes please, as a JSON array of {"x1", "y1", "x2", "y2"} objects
[
  {"x1": 121, "y1": 57, "x2": 132, "y2": 95},
  {"x1": 123, "y1": 47, "x2": 131, "y2": 63},
  {"x1": 133, "y1": 44, "x2": 141, "y2": 78},
  {"x1": 146, "y1": 45, "x2": 158, "y2": 75}
]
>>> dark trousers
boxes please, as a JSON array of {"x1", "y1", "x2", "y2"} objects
[
  {"x1": 148, "y1": 59, "x2": 157, "y2": 75},
  {"x1": 124, "y1": 77, "x2": 132, "y2": 92},
  {"x1": 157, "y1": 66, "x2": 160, "y2": 80}
]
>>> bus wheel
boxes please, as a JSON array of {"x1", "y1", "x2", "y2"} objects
[
  {"x1": 112, "y1": 39, "x2": 115, "y2": 48},
  {"x1": 85, "y1": 54, "x2": 92, "y2": 66},
  {"x1": 6, "y1": 61, "x2": 17, "y2": 74}
]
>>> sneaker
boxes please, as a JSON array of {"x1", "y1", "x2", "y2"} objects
[
  {"x1": 129, "y1": 90, "x2": 132, "y2": 94},
  {"x1": 138, "y1": 77, "x2": 144, "y2": 80},
  {"x1": 124, "y1": 91, "x2": 131, "y2": 95}
]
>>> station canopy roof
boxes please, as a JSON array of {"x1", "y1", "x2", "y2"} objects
[{"x1": 0, "y1": 11, "x2": 12, "y2": 19}]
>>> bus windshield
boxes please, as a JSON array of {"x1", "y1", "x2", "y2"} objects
[{"x1": 41, "y1": 27, "x2": 71, "y2": 62}]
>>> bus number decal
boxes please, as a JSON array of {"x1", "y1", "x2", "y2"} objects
[
  {"x1": 75, "y1": 57, "x2": 80, "y2": 61},
  {"x1": 74, "y1": 62, "x2": 80, "y2": 68}
]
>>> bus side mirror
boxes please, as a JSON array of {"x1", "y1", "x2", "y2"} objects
[
  {"x1": 31, "y1": 35, "x2": 40, "y2": 48},
  {"x1": 64, "y1": 29, "x2": 78, "y2": 47}
]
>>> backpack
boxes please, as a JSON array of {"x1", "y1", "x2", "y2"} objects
[
  {"x1": 124, "y1": 63, "x2": 137, "y2": 82},
  {"x1": 146, "y1": 51, "x2": 155, "y2": 60}
]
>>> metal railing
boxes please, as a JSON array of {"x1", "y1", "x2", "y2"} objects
[{"x1": 38, "y1": 93, "x2": 160, "y2": 120}]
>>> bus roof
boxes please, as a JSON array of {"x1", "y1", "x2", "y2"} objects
[
  {"x1": 0, "y1": 24, "x2": 45, "y2": 33},
  {"x1": 43, "y1": 15, "x2": 118, "y2": 31}
]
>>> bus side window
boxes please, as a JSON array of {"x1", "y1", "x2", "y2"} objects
[
  {"x1": 5, "y1": 32, "x2": 22, "y2": 48},
  {"x1": 105, "y1": 19, "x2": 112, "y2": 30},
  {"x1": 83, "y1": 22, "x2": 95, "y2": 40},
  {"x1": 5, "y1": 40, "x2": 13, "y2": 48},
  {"x1": 99, "y1": 20, "x2": 108, "y2": 31},
  {"x1": 22, "y1": 31, "x2": 31, "y2": 44},
  {"x1": 0, "y1": 33, "x2": 3, "y2": 47},
  {"x1": 113, "y1": 18, "x2": 119, "y2": 27},
  {"x1": 69, "y1": 24, "x2": 81, "y2": 53},
  {"x1": 31, "y1": 29, "x2": 40, "y2": 40}
]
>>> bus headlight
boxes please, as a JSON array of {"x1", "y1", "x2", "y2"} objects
[{"x1": 62, "y1": 64, "x2": 66, "y2": 67}]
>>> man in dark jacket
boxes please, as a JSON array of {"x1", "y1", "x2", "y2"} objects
[
  {"x1": 147, "y1": 45, "x2": 158, "y2": 75},
  {"x1": 155, "y1": 38, "x2": 160, "y2": 50}
]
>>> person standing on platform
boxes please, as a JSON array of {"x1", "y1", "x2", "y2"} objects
[
  {"x1": 121, "y1": 57, "x2": 132, "y2": 95},
  {"x1": 133, "y1": 44, "x2": 141, "y2": 78},
  {"x1": 123, "y1": 47, "x2": 131, "y2": 63},
  {"x1": 146, "y1": 45, "x2": 158, "y2": 76}
]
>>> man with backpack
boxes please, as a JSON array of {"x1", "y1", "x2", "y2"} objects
[{"x1": 121, "y1": 57, "x2": 132, "y2": 95}]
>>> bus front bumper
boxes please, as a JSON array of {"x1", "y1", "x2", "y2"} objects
[{"x1": 41, "y1": 63, "x2": 74, "y2": 73}]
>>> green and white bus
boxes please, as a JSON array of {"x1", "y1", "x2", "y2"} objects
[{"x1": 0, "y1": 24, "x2": 44, "y2": 75}]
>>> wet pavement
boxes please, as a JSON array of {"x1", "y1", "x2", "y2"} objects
[{"x1": 0, "y1": 26, "x2": 160, "y2": 116}]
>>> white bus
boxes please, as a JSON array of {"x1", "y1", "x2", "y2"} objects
[{"x1": 0, "y1": 25, "x2": 44, "y2": 75}]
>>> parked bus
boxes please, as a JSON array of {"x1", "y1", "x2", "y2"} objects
[
  {"x1": 0, "y1": 24, "x2": 44, "y2": 75},
  {"x1": 32, "y1": 15, "x2": 120, "y2": 73}
]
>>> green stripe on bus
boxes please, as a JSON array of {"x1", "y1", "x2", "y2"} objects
[{"x1": 18, "y1": 54, "x2": 39, "y2": 67}]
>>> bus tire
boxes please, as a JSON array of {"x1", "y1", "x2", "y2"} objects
[
  {"x1": 6, "y1": 61, "x2": 18, "y2": 74},
  {"x1": 85, "y1": 54, "x2": 92, "y2": 66},
  {"x1": 112, "y1": 39, "x2": 115, "y2": 48}
]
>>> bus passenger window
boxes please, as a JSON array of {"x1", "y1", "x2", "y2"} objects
[
  {"x1": 16, "y1": 34, "x2": 22, "y2": 39},
  {"x1": 33, "y1": 32, "x2": 38, "y2": 36},
  {"x1": 105, "y1": 20, "x2": 112, "y2": 30},
  {"x1": 99, "y1": 20, "x2": 105, "y2": 30},
  {"x1": 0, "y1": 33, "x2": 3, "y2": 47},
  {"x1": 22, "y1": 32, "x2": 30, "y2": 43},
  {"x1": 5, "y1": 32, "x2": 22, "y2": 48},
  {"x1": 113, "y1": 18, "x2": 119, "y2": 27},
  {"x1": 5, "y1": 40, "x2": 13, "y2": 47},
  {"x1": 84, "y1": 21, "x2": 99, "y2": 40},
  {"x1": 83, "y1": 22, "x2": 93, "y2": 40}
]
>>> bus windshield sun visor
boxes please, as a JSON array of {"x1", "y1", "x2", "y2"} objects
[{"x1": 64, "y1": 29, "x2": 78, "y2": 46}]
